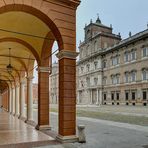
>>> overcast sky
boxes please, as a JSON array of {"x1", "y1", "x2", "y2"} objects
[{"x1": 76, "y1": 0, "x2": 148, "y2": 45}]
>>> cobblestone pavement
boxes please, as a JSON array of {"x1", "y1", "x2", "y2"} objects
[{"x1": 34, "y1": 110, "x2": 148, "y2": 148}]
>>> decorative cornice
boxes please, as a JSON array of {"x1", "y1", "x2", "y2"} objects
[
  {"x1": 44, "y1": 0, "x2": 81, "y2": 9},
  {"x1": 56, "y1": 50, "x2": 79, "y2": 60},
  {"x1": 37, "y1": 67, "x2": 51, "y2": 73}
]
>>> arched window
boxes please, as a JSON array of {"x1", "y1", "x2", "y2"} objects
[{"x1": 142, "y1": 68, "x2": 148, "y2": 81}]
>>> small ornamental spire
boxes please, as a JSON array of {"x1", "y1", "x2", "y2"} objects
[
  {"x1": 118, "y1": 32, "x2": 121, "y2": 37},
  {"x1": 90, "y1": 19, "x2": 93, "y2": 24},
  {"x1": 129, "y1": 31, "x2": 132, "y2": 37},
  {"x1": 147, "y1": 22, "x2": 148, "y2": 29},
  {"x1": 96, "y1": 13, "x2": 101, "y2": 24},
  {"x1": 110, "y1": 24, "x2": 113, "y2": 29}
]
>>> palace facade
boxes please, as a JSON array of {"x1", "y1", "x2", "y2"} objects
[{"x1": 50, "y1": 16, "x2": 148, "y2": 106}]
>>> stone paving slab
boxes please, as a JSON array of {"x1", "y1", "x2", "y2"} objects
[{"x1": 0, "y1": 109, "x2": 56, "y2": 147}]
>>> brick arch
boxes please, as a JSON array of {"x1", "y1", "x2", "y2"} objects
[
  {"x1": 41, "y1": 31, "x2": 55, "y2": 67},
  {"x1": 0, "y1": 37, "x2": 40, "y2": 65},
  {"x1": 0, "y1": 3, "x2": 64, "y2": 51}
]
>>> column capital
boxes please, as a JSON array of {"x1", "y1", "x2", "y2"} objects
[
  {"x1": 15, "y1": 82, "x2": 20, "y2": 88},
  {"x1": 37, "y1": 66, "x2": 51, "y2": 73},
  {"x1": 56, "y1": 50, "x2": 79, "y2": 60},
  {"x1": 20, "y1": 80, "x2": 26, "y2": 85},
  {"x1": 26, "y1": 76, "x2": 34, "y2": 81}
]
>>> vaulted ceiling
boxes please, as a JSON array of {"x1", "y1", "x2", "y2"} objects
[{"x1": 0, "y1": 11, "x2": 52, "y2": 92}]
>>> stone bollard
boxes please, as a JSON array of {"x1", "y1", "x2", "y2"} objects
[{"x1": 78, "y1": 125, "x2": 86, "y2": 143}]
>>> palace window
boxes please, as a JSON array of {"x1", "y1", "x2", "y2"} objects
[
  {"x1": 131, "y1": 71, "x2": 136, "y2": 82},
  {"x1": 124, "y1": 51, "x2": 129, "y2": 62},
  {"x1": 125, "y1": 72, "x2": 129, "y2": 83},
  {"x1": 142, "y1": 48, "x2": 148, "y2": 57},
  {"x1": 94, "y1": 77, "x2": 98, "y2": 86},
  {"x1": 112, "y1": 56, "x2": 119, "y2": 66},
  {"x1": 125, "y1": 92, "x2": 129, "y2": 100},
  {"x1": 116, "y1": 92, "x2": 120, "y2": 100},
  {"x1": 102, "y1": 60, "x2": 107, "y2": 68},
  {"x1": 132, "y1": 92, "x2": 136, "y2": 100},
  {"x1": 94, "y1": 61, "x2": 98, "y2": 70},
  {"x1": 80, "y1": 67, "x2": 84, "y2": 74},
  {"x1": 103, "y1": 77, "x2": 107, "y2": 85},
  {"x1": 86, "y1": 64, "x2": 90, "y2": 72},
  {"x1": 104, "y1": 93, "x2": 107, "y2": 101},
  {"x1": 131, "y1": 49, "x2": 136, "y2": 61},
  {"x1": 111, "y1": 75, "x2": 116, "y2": 84},
  {"x1": 142, "y1": 68, "x2": 148, "y2": 81},
  {"x1": 111, "y1": 93, "x2": 114, "y2": 100},
  {"x1": 111, "y1": 74, "x2": 120, "y2": 85},
  {"x1": 143, "y1": 91, "x2": 147, "y2": 100},
  {"x1": 86, "y1": 77, "x2": 90, "y2": 87}
]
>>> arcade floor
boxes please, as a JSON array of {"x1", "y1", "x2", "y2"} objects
[{"x1": 0, "y1": 108, "x2": 57, "y2": 148}]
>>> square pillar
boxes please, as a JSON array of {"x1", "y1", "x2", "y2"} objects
[
  {"x1": 56, "y1": 50, "x2": 79, "y2": 142},
  {"x1": 36, "y1": 67, "x2": 50, "y2": 130}
]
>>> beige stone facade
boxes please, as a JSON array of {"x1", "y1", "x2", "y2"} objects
[{"x1": 77, "y1": 16, "x2": 148, "y2": 106}]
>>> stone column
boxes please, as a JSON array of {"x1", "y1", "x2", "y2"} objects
[
  {"x1": 15, "y1": 84, "x2": 20, "y2": 117},
  {"x1": 56, "y1": 50, "x2": 79, "y2": 142},
  {"x1": 9, "y1": 88, "x2": 12, "y2": 112},
  {"x1": 12, "y1": 87, "x2": 15, "y2": 115},
  {"x1": 96, "y1": 89, "x2": 99, "y2": 105},
  {"x1": 10, "y1": 87, "x2": 13, "y2": 114},
  {"x1": 99, "y1": 89, "x2": 103, "y2": 105},
  {"x1": 0, "y1": 93, "x2": 2, "y2": 108},
  {"x1": 36, "y1": 67, "x2": 50, "y2": 130},
  {"x1": 19, "y1": 81, "x2": 26, "y2": 120},
  {"x1": 25, "y1": 77, "x2": 35, "y2": 125},
  {"x1": 90, "y1": 90, "x2": 93, "y2": 104}
]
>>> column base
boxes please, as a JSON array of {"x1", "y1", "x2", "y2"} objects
[
  {"x1": 35, "y1": 125, "x2": 51, "y2": 130},
  {"x1": 25, "y1": 120, "x2": 36, "y2": 127},
  {"x1": 10, "y1": 112, "x2": 13, "y2": 115},
  {"x1": 56, "y1": 135, "x2": 78, "y2": 143},
  {"x1": 19, "y1": 116, "x2": 26, "y2": 121},
  {"x1": 15, "y1": 114, "x2": 20, "y2": 118}
]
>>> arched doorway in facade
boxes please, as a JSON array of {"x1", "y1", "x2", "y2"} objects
[{"x1": 0, "y1": 0, "x2": 80, "y2": 142}]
